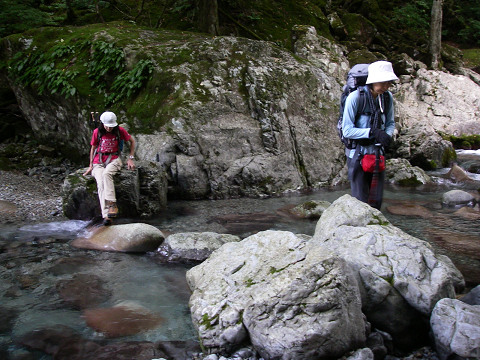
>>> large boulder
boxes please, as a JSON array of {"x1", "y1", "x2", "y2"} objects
[
  {"x1": 312, "y1": 195, "x2": 465, "y2": 348},
  {"x1": 186, "y1": 230, "x2": 366, "y2": 359},
  {"x1": 430, "y1": 298, "x2": 480, "y2": 360},
  {"x1": 393, "y1": 67, "x2": 480, "y2": 170},
  {"x1": 71, "y1": 223, "x2": 164, "y2": 252},
  {"x1": 395, "y1": 68, "x2": 480, "y2": 137},
  {"x1": 62, "y1": 161, "x2": 167, "y2": 220}
]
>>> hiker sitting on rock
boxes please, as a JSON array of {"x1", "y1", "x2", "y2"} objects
[
  {"x1": 342, "y1": 61, "x2": 398, "y2": 209},
  {"x1": 83, "y1": 111, "x2": 136, "y2": 225}
]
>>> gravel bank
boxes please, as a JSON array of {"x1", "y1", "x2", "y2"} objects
[{"x1": 0, "y1": 170, "x2": 68, "y2": 225}]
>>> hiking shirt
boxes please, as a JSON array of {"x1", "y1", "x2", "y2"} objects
[
  {"x1": 91, "y1": 127, "x2": 131, "y2": 164},
  {"x1": 342, "y1": 86, "x2": 394, "y2": 158}
]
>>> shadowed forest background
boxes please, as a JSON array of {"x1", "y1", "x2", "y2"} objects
[{"x1": 1, "y1": 0, "x2": 480, "y2": 70}]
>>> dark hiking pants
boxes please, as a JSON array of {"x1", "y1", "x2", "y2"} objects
[{"x1": 347, "y1": 155, "x2": 385, "y2": 210}]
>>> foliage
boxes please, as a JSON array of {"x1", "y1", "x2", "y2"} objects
[
  {"x1": 11, "y1": 48, "x2": 79, "y2": 98},
  {"x1": 462, "y1": 49, "x2": 480, "y2": 69},
  {"x1": 2, "y1": 1, "x2": 480, "y2": 49},
  {"x1": 443, "y1": 0, "x2": 480, "y2": 46},
  {"x1": 391, "y1": 0, "x2": 430, "y2": 37},
  {"x1": 87, "y1": 41, "x2": 125, "y2": 90},
  {"x1": 0, "y1": 0, "x2": 56, "y2": 38},
  {"x1": 8, "y1": 35, "x2": 154, "y2": 106},
  {"x1": 106, "y1": 59, "x2": 154, "y2": 105}
]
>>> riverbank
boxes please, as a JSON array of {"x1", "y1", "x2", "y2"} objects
[{"x1": 0, "y1": 170, "x2": 67, "y2": 225}]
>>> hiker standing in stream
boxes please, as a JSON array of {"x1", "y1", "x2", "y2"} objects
[
  {"x1": 83, "y1": 111, "x2": 136, "y2": 225},
  {"x1": 342, "y1": 61, "x2": 398, "y2": 209}
]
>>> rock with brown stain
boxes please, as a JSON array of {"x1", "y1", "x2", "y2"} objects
[{"x1": 83, "y1": 301, "x2": 163, "y2": 338}]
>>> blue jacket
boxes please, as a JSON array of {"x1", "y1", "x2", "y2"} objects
[{"x1": 342, "y1": 86, "x2": 395, "y2": 158}]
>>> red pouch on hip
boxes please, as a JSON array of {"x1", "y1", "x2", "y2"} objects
[{"x1": 361, "y1": 154, "x2": 385, "y2": 172}]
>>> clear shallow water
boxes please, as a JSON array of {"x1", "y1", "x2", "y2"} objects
[{"x1": 0, "y1": 153, "x2": 479, "y2": 358}]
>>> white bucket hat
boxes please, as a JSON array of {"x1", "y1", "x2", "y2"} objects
[
  {"x1": 100, "y1": 111, "x2": 118, "y2": 127},
  {"x1": 366, "y1": 61, "x2": 399, "y2": 84}
]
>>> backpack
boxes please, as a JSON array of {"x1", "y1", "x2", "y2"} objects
[{"x1": 337, "y1": 63, "x2": 369, "y2": 149}]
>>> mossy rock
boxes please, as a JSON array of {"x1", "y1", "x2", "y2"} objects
[{"x1": 346, "y1": 48, "x2": 379, "y2": 65}]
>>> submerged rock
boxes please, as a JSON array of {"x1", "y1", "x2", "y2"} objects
[
  {"x1": 71, "y1": 223, "x2": 164, "y2": 253},
  {"x1": 56, "y1": 273, "x2": 111, "y2": 309},
  {"x1": 83, "y1": 301, "x2": 163, "y2": 338}
]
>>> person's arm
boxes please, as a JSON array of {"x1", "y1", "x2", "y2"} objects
[
  {"x1": 342, "y1": 91, "x2": 371, "y2": 140},
  {"x1": 83, "y1": 145, "x2": 96, "y2": 176},
  {"x1": 126, "y1": 136, "x2": 136, "y2": 170}
]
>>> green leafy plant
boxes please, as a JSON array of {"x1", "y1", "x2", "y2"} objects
[
  {"x1": 11, "y1": 47, "x2": 79, "y2": 98},
  {"x1": 391, "y1": 0, "x2": 430, "y2": 36},
  {"x1": 87, "y1": 41, "x2": 125, "y2": 90},
  {"x1": 106, "y1": 59, "x2": 154, "y2": 105},
  {"x1": 9, "y1": 38, "x2": 154, "y2": 105}
]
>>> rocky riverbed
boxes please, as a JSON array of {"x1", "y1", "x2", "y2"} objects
[{"x1": 0, "y1": 170, "x2": 67, "y2": 225}]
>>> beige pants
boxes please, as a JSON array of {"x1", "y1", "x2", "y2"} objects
[{"x1": 92, "y1": 158, "x2": 123, "y2": 218}]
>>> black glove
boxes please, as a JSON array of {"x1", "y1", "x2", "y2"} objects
[{"x1": 371, "y1": 128, "x2": 391, "y2": 147}]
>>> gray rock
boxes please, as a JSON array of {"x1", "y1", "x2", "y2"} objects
[
  {"x1": 312, "y1": 195, "x2": 464, "y2": 347},
  {"x1": 392, "y1": 124, "x2": 455, "y2": 170},
  {"x1": 430, "y1": 298, "x2": 480, "y2": 360},
  {"x1": 385, "y1": 158, "x2": 431, "y2": 185},
  {"x1": 446, "y1": 164, "x2": 476, "y2": 183},
  {"x1": 460, "y1": 285, "x2": 480, "y2": 306},
  {"x1": 344, "y1": 348, "x2": 374, "y2": 360},
  {"x1": 187, "y1": 230, "x2": 366, "y2": 359},
  {"x1": 157, "y1": 232, "x2": 241, "y2": 262},
  {"x1": 289, "y1": 200, "x2": 331, "y2": 219},
  {"x1": 71, "y1": 223, "x2": 165, "y2": 253},
  {"x1": 442, "y1": 189, "x2": 475, "y2": 207},
  {"x1": 62, "y1": 161, "x2": 167, "y2": 219},
  {"x1": 396, "y1": 68, "x2": 480, "y2": 139}
]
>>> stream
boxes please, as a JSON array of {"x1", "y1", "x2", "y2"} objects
[{"x1": 0, "y1": 151, "x2": 479, "y2": 359}]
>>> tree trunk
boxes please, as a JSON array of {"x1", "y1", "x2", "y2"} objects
[
  {"x1": 65, "y1": 0, "x2": 77, "y2": 24},
  {"x1": 429, "y1": 0, "x2": 443, "y2": 69},
  {"x1": 95, "y1": 0, "x2": 105, "y2": 23},
  {"x1": 197, "y1": 0, "x2": 219, "y2": 35}
]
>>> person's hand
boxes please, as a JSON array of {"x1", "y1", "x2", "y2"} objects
[
  {"x1": 127, "y1": 158, "x2": 136, "y2": 170},
  {"x1": 83, "y1": 166, "x2": 93, "y2": 176},
  {"x1": 371, "y1": 128, "x2": 391, "y2": 147}
]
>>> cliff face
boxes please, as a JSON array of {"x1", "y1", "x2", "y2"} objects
[{"x1": 1, "y1": 22, "x2": 480, "y2": 199}]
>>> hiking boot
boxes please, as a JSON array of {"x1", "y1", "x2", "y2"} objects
[
  {"x1": 103, "y1": 217, "x2": 113, "y2": 226},
  {"x1": 106, "y1": 200, "x2": 118, "y2": 218}
]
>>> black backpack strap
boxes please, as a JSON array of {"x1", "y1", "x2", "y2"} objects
[{"x1": 356, "y1": 87, "x2": 368, "y2": 117}]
